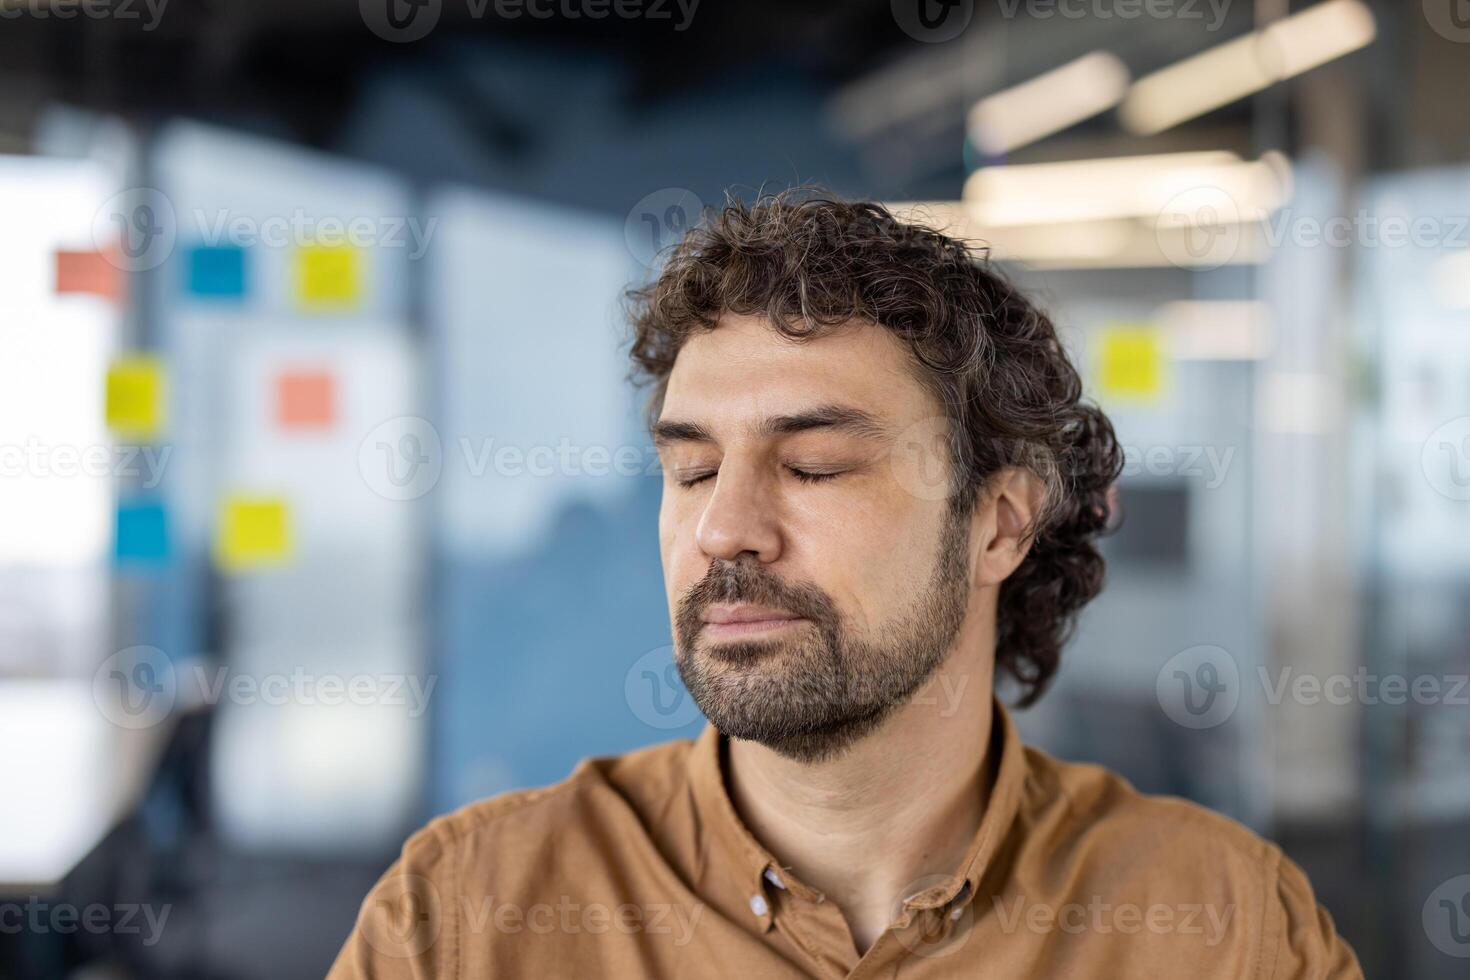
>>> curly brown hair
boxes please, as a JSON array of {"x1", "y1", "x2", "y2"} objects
[{"x1": 626, "y1": 190, "x2": 1122, "y2": 706}]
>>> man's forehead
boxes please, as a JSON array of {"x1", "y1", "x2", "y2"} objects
[{"x1": 662, "y1": 314, "x2": 926, "y2": 418}]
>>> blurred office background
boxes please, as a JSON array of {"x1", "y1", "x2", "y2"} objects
[{"x1": 0, "y1": 0, "x2": 1467, "y2": 976}]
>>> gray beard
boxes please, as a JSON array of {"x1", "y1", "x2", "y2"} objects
[{"x1": 673, "y1": 506, "x2": 971, "y2": 764}]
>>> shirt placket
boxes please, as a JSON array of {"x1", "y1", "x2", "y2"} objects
[{"x1": 749, "y1": 861, "x2": 867, "y2": 978}]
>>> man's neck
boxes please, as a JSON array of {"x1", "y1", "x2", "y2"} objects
[{"x1": 724, "y1": 615, "x2": 997, "y2": 956}]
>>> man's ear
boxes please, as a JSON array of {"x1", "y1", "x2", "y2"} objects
[{"x1": 970, "y1": 467, "x2": 1046, "y2": 588}]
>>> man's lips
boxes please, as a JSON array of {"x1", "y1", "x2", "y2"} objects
[{"x1": 700, "y1": 604, "x2": 806, "y2": 639}]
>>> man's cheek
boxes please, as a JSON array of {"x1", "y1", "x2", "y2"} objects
[{"x1": 657, "y1": 507, "x2": 687, "y2": 565}]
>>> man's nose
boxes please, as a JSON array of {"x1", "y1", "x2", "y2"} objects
[{"x1": 694, "y1": 464, "x2": 783, "y2": 564}]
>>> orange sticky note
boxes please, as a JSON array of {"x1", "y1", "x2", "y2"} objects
[
  {"x1": 275, "y1": 370, "x2": 336, "y2": 430},
  {"x1": 56, "y1": 250, "x2": 124, "y2": 300}
]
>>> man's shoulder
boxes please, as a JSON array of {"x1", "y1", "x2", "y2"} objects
[
  {"x1": 1020, "y1": 743, "x2": 1284, "y2": 882},
  {"x1": 393, "y1": 736, "x2": 697, "y2": 879},
  {"x1": 330, "y1": 739, "x2": 705, "y2": 977},
  {"x1": 1016, "y1": 746, "x2": 1361, "y2": 977}
]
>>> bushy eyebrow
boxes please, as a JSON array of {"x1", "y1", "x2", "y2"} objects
[
  {"x1": 651, "y1": 404, "x2": 889, "y2": 448},
  {"x1": 650, "y1": 419, "x2": 713, "y2": 448}
]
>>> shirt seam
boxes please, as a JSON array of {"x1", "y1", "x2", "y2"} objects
[
  {"x1": 1257, "y1": 844, "x2": 1286, "y2": 980},
  {"x1": 449, "y1": 820, "x2": 461, "y2": 980},
  {"x1": 444, "y1": 777, "x2": 581, "y2": 832},
  {"x1": 426, "y1": 778, "x2": 586, "y2": 980}
]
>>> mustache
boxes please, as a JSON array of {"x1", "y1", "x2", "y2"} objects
[{"x1": 674, "y1": 558, "x2": 838, "y2": 640}]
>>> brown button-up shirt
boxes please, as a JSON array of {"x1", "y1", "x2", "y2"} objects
[{"x1": 328, "y1": 700, "x2": 1362, "y2": 978}]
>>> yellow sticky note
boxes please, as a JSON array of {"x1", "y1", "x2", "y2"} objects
[
  {"x1": 296, "y1": 244, "x2": 361, "y2": 309},
  {"x1": 106, "y1": 356, "x2": 166, "y2": 440},
  {"x1": 1097, "y1": 325, "x2": 1163, "y2": 401},
  {"x1": 215, "y1": 496, "x2": 293, "y2": 572}
]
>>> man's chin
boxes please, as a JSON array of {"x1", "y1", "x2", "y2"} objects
[
  {"x1": 709, "y1": 701, "x2": 896, "y2": 765},
  {"x1": 680, "y1": 665, "x2": 899, "y2": 764}
]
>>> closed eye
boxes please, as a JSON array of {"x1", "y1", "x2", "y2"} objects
[
  {"x1": 674, "y1": 471, "x2": 716, "y2": 488},
  {"x1": 673, "y1": 466, "x2": 846, "y2": 488}
]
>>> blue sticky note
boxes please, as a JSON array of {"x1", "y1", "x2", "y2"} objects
[
  {"x1": 115, "y1": 499, "x2": 171, "y2": 567},
  {"x1": 185, "y1": 243, "x2": 247, "y2": 298}
]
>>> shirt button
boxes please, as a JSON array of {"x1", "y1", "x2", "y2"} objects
[
  {"x1": 950, "y1": 907, "x2": 964, "y2": 920},
  {"x1": 763, "y1": 868, "x2": 786, "y2": 890},
  {"x1": 749, "y1": 894, "x2": 770, "y2": 917}
]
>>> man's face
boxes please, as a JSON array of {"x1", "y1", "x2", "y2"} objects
[{"x1": 655, "y1": 314, "x2": 974, "y2": 763}]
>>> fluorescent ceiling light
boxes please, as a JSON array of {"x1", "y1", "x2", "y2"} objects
[
  {"x1": 892, "y1": 149, "x2": 1295, "y2": 269},
  {"x1": 1156, "y1": 301, "x2": 1274, "y2": 360},
  {"x1": 1259, "y1": 371, "x2": 1340, "y2": 434},
  {"x1": 1120, "y1": 0, "x2": 1376, "y2": 136},
  {"x1": 885, "y1": 202, "x2": 1274, "y2": 269},
  {"x1": 968, "y1": 52, "x2": 1131, "y2": 155},
  {"x1": 1430, "y1": 251, "x2": 1470, "y2": 310},
  {"x1": 961, "y1": 150, "x2": 1292, "y2": 228}
]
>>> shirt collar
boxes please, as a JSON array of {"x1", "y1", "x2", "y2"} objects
[{"x1": 685, "y1": 695, "x2": 1027, "y2": 926}]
